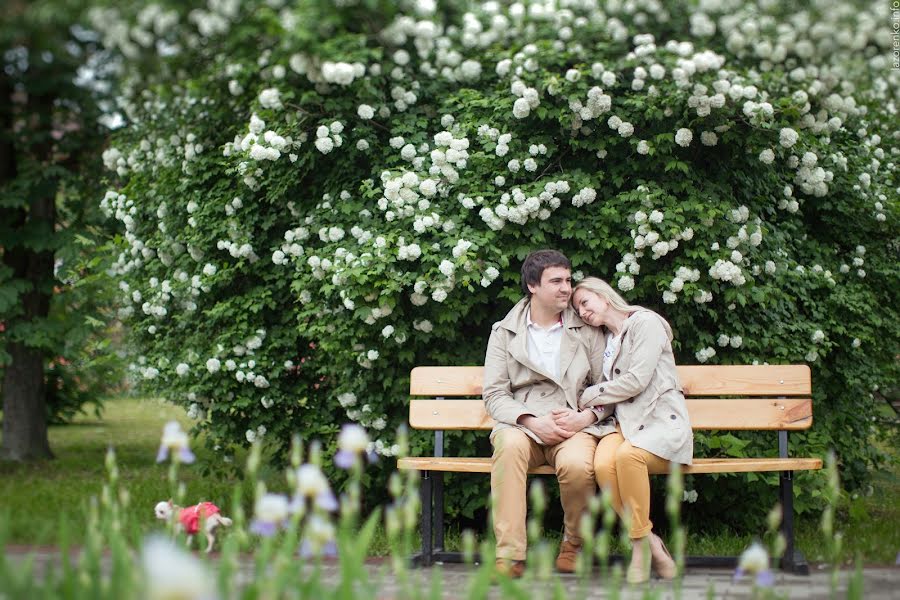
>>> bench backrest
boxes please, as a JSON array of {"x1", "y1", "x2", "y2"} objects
[{"x1": 409, "y1": 365, "x2": 812, "y2": 431}]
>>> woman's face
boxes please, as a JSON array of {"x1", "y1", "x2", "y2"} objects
[{"x1": 573, "y1": 288, "x2": 609, "y2": 327}]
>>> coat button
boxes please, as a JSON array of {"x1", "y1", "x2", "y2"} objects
[
  {"x1": 670, "y1": 414, "x2": 676, "y2": 420},
  {"x1": 628, "y1": 399, "x2": 635, "y2": 404},
  {"x1": 638, "y1": 425, "x2": 644, "y2": 430},
  {"x1": 541, "y1": 392, "x2": 547, "y2": 397},
  {"x1": 599, "y1": 387, "x2": 604, "y2": 393},
  {"x1": 614, "y1": 368, "x2": 620, "y2": 374}
]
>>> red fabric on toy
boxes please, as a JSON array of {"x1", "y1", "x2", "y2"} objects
[{"x1": 178, "y1": 502, "x2": 220, "y2": 535}]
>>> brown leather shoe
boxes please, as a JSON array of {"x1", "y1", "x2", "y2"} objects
[
  {"x1": 555, "y1": 539, "x2": 582, "y2": 573},
  {"x1": 495, "y1": 558, "x2": 525, "y2": 579}
]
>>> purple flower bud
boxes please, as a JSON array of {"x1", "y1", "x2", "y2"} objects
[
  {"x1": 316, "y1": 490, "x2": 338, "y2": 512},
  {"x1": 334, "y1": 449, "x2": 355, "y2": 469},
  {"x1": 756, "y1": 570, "x2": 775, "y2": 588},
  {"x1": 178, "y1": 447, "x2": 196, "y2": 464},
  {"x1": 250, "y1": 520, "x2": 278, "y2": 537}
]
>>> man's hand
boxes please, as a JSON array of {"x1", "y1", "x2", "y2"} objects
[
  {"x1": 518, "y1": 414, "x2": 575, "y2": 445},
  {"x1": 551, "y1": 408, "x2": 595, "y2": 432}
]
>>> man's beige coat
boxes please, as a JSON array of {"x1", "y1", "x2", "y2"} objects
[
  {"x1": 579, "y1": 309, "x2": 694, "y2": 465},
  {"x1": 482, "y1": 297, "x2": 617, "y2": 444}
]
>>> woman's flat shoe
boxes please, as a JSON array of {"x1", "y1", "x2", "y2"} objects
[
  {"x1": 650, "y1": 533, "x2": 677, "y2": 579},
  {"x1": 626, "y1": 538, "x2": 652, "y2": 584}
]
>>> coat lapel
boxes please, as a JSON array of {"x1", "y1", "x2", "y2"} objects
[
  {"x1": 504, "y1": 299, "x2": 558, "y2": 383},
  {"x1": 508, "y1": 326, "x2": 558, "y2": 383},
  {"x1": 606, "y1": 310, "x2": 643, "y2": 378}
]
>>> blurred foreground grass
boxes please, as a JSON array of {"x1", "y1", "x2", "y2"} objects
[{"x1": 1, "y1": 397, "x2": 897, "y2": 564}]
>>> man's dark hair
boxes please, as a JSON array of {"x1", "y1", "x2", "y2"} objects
[{"x1": 520, "y1": 249, "x2": 571, "y2": 296}]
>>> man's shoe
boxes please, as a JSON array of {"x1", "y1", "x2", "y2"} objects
[
  {"x1": 495, "y1": 558, "x2": 525, "y2": 579},
  {"x1": 555, "y1": 540, "x2": 582, "y2": 573}
]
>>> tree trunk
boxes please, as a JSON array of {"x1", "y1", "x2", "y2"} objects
[
  {"x1": 0, "y1": 68, "x2": 55, "y2": 461},
  {"x1": 1, "y1": 342, "x2": 53, "y2": 460}
]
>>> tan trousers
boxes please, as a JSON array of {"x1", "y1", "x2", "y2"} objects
[
  {"x1": 490, "y1": 428, "x2": 598, "y2": 561},
  {"x1": 593, "y1": 430, "x2": 670, "y2": 539}
]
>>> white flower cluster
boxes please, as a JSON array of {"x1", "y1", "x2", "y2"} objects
[
  {"x1": 570, "y1": 187, "x2": 597, "y2": 208},
  {"x1": 663, "y1": 266, "x2": 701, "y2": 304},
  {"x1": 779, "y1": 127, "x2": 799, "y2": 148},
  {"x1": 793, "y1": 155, "x2": 834, "y2": 198},
  {"x1": 686, "y1": 82, "x2": 727, "y2": 117},
  {"x1": 428, "y1": 130, "x2": 471, "y2": 183},
  {"x1": 413, "y1": 319, "x2": 433, "y2": 333},
  {"x1": 569, "y1": 86, "x2": 612, "y2": 125},
  {"x1": 480, "y1": 265, "x2": 500, "y2": 288},
  {"x1": 258, "y1": 87, "x2": 282, "y2": 110},
  {"x1": 315, "y1": 122, "x2": 344, "y2": 154},
  {"x1": 616, "y1": 252, "x2": 641, "y2": 276},
  {"x1": 244, "y1": 424, "x2": 267, "y2": 443},
  {"x1": 319, "y1": 60, "x2": 366, "y2": 86},
  {"x1": 717, "y1": 334, "x2": 743, "y2": 348},
  {"x1": 480, "y1": 180, "x2": 569, "y2": 230},
  {"x1": 617, "y1": 275, "x2": 635, "y2": 292},
  {"x1": 695, "y1": 346, "x2": 716, "y2": 363},
  {"x1": 630, "y1": 209, "x2": 681, "y2": 260},
  {"x1": 607, "y1": 115, "x2": 634, "y2": 138},
  {"x1": 675, "y1": 128, "x2": 693, "y2": 147},
  {"x1": 272, "y1": 226, "x2": 310, "y2": 266},
  {"x1": 709, "y1": 259, "x2": 746, "y2": 286},
  {"x1": 397, "y1": 242, "x2": 422, "y2": 261},
  {"x1": 511, "y1": 80, "x2": 540, "y2": 119},
  {"x1": 227, "y1": 114, "x2": 299, "y2": 163}
]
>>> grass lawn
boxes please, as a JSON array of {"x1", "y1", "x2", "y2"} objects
[
  {"x1": 1, "y1": 397, "x2": 897, "y2": 565},
  {"x1": 0, "y1": 398, "x2": 254, "y2": 547}
]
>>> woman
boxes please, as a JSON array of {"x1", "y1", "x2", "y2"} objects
[{"x1": 572, "y1": 277, "x2": 693, "y2": 583}]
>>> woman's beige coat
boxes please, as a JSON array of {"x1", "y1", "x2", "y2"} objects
[
  {"x1": 579, "y1": 309, "x2": 693, "y2": 465},
  {"x1": 483, "y1": 297, "x2": 617, "y2": 445}
]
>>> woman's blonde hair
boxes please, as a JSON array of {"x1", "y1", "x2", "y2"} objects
[{"x1": 573, "y1": 276, "x2": 638, "y2": 313}]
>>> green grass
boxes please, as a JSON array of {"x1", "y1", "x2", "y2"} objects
[
  {"x1": 0, "y1": 398, "x2": 254, "y2": 546},
  {"x1": 2, "y1": 397, "x2": 898, "y2": 565}
]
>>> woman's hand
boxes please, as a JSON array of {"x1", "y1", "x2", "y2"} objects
[
  {"x1": 579, "y1": 383, "x2": 603, "y2": 408},
  {"x1": 551, "y1": 408, "x2": 596, "y2": 432}
]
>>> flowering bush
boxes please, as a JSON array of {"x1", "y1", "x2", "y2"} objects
[{"x1": 95, "y1": 0, "x2": 897, "y2": 521}]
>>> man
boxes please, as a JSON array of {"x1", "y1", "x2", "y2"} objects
[{"x1": 483, "y1": 249, "x2": 616, "y2": 578}]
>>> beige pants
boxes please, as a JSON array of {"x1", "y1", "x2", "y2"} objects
[
  {"x1": 490, "y1": 428, "x2": 598, "y2": 561},
  {"x1": 593, "y1": 430, "x2": 670, "y2": 539}
]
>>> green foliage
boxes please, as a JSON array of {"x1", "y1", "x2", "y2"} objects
[
  {"x1": 0, "y1": 0, "x2": 123, "y2": 423},
  {"x1": 96, "y1": 0, "x2": 898, "y2": 529}
]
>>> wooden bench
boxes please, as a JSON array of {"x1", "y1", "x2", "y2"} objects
[{"x1": 397, "y1": 365, "x2": 822, "y2": 574}]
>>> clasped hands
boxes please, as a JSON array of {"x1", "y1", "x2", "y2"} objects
[{"x1": 520, "y1": 408, "x2": 595, "y2": 445}]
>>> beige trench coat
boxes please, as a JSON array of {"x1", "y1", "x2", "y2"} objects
[
  {"x1": 483, "y1": 297, "x2": 617, "y2": 445},
  {"x1": 579, "y1": 309, "x2": 694, "y2": 465}
]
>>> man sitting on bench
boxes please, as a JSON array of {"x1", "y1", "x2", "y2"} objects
[{"x1": 483, "y1": 249, "x2": 616, "y2": 578}]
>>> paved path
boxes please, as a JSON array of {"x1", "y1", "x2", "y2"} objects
[
  {"x1": 6, "y1": 547, "x2": 900, "y2": 598},
  {"x1": 360, "y1": 563, "x2": 900, "y2": 599}
]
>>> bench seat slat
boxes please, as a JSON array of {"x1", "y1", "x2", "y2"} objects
[
  {"x1": 410, "y1": 365, "x2": 811, "y2": 397},
  {"x1": 409, "y1": 398, "x2": 814, "y2": 431},
  {"x1": 397, "y1": 456, "x2": 823, "y2": 474}
]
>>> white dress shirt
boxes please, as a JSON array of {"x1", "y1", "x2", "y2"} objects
[{"x1": 526, "y1": 309, "x2": 564, "y2": 381}]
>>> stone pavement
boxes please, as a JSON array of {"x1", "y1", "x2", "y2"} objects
[
  {"x1": 269, "y1": 562, "x2": 899, "y2": 599},
  {"x1": 6, "y1": 547, "x2": 900, "y2": 598},
  {"x1": 366, "y1": 564, "x2": 900, "y2": 600}
]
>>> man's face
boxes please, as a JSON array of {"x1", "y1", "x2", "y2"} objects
[{"x1": 528, "y1": 266, "x2": 572, "y2": 313}]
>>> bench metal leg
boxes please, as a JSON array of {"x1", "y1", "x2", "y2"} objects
[
  {"x1": 778, "y1": 430, "x2": 809, "y2": 575},
  {"x1": 434, "y1": 471, "x2": 445, "y2": 553},
  {"x1": 418, "y1": 470, "x2": 434, "y2": 567},
  {"x1": 778, "y1": 469, "x2": 809, "y2": 574}
]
